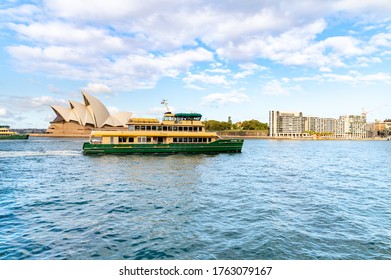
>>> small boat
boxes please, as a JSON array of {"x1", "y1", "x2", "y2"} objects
[
  {"x1": 82, "y1": 107, "x2": 243, "y2": 155},
  {"x1": 0, "y1": 125, "x2": 29, "y2": 140}
]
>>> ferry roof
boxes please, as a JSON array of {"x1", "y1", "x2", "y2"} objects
[
  {"x1": 128, "y1": 118, "x2": 159, "y2": 123},
  {"x1": 175, "y1": 113, "x2": 202, "y2": 118}
]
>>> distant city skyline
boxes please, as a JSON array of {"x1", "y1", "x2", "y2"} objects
[{"x1": 0, "y1": 0, "x2": 391, "y2": 128}]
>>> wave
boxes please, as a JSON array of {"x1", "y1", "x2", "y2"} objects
[{"x1": 0, "y1": 150, "x2": 81, "y2": 158}]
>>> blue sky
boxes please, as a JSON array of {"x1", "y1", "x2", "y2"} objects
[{"x1": 0, "y1": 0, "x2": 390, "y2": 128}]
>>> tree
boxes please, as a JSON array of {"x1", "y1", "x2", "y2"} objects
[
  {"x1": 204, "y1": 120, "x2": 231, "y2": 131},
  {"x1": 241, "y1": 119, "x2": 268, "y2": 130}
]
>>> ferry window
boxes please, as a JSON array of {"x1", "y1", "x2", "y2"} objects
[
  {"x1": 188, "y1": 138, "x2": 192, "y2": 142},
  {"x1": 138, "y1": 137, "x2": 146, "y2": 143},
  {"x1": 128, "y1": 137, "x2": 134, "y2": 143},
  {"x1": 173, "y1": 126, "x2": 177, "y2": 131},
  {"x1": 173, "y1": 138, "x2": 177, "y2": 142},
  {"x1": 208, "y1": 138, "x2": 211, "y2": 142},
  {"x1": 152, "y1": 126, "x2": 157, "y2": 131},
  {"x1": 146, "y1": 125, "x2": 151, "y2": 130},
  {"x1": 91, "y1": 137, "x2": 102, "y2": 144},
  {"x1": 135, "y1": 125, "x2": 141, "y2": 131},
  {"x1": 128, "y1": 125, "x2": 135, "y2": 131},
  {"x1": 179, "y1": 127, "x2": 183, "y2": 131},
  {"x1": 157, "y1": 126, "x2": 162, "y2": 131},
  {"x1": 184, "y1": 127, "x2": 188, "y2": 132},
  {"x1": 163, "y1": 126, "x2": 167, "y2": 131},
  {"x1": 202, "y1": 138, "x2": 207, "y2": 142},
  {"x1": 193, "y1": 138, "x2": 197, "y2": 142},
  {"x1": 178, "y1": 138, "x2": 183, "y2": 143},
  {"x1": 141, "y1": 126, "x2": 145, "y2": 130},
  {"x1": 168, "y1": 126, "x2": 172, "y2": 131},
  {"x1": 188, "y1": 127, "x2": 193, "y2": 132},
  {"x1": 147, "y1": 137, "x2": 152, "y2": 143},
  {"x1": 183, "y1": 138, "x2": 188, "y2": 142},
  {"x1": 119, "y1": 136, "x2": 126, "y2": 143}
]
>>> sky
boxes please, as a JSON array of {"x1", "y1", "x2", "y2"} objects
[{"x1": 0, "y1": 0, "x2": 391, "y2": 128}]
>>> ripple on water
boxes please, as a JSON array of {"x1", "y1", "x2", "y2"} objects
[{"x1": 1, "y1": 139, "x2": 391, "y2": 259}]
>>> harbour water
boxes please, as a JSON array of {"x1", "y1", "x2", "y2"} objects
[{"x1": 1, "y1": 138, "x2": 391, "y2": 260}]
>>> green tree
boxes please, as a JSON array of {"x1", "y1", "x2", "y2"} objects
[
  {"x1": 241, "y1": 119, "x2": 268, "y2": 130},
  {"x1": 204, "y1": 120, "x2": 231, "y2": 131}
]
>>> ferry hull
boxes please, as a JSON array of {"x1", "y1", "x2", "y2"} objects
[
  {"x1": 0, "y1": 134, "x2": 29, "y2": 140},
  {"x1": 82, "y1": 139, "x2": 243, "y2": 155}
]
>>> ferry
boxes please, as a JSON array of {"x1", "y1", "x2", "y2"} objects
[
  {"x1": 0, "y1": 125, "x2": 29, "y2": 140},
  {"x1": 82, "y1": 109, "x2": 243, "y2": 155}
]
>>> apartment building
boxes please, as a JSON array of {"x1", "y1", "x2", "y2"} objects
[
  {"x1": 335, "y1": 115, "x2": 367, "y2": 139},
  {"x1": 269, "y1": 111, "x2": 308, "y2": 137},
  {"x1": 269, "y1": 110, "x2": 368, "y2": 138}
]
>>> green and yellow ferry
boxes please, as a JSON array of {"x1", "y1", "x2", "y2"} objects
[
  {"x1": 82, "y1": 111, "x2": 243, "y2": 155},
  {"x1": 0, "y1": 125, "x2": 29, "y2": 140}
]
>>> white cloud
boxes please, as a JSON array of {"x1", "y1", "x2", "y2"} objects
[
  {"x1": 261, "y1": 80, "x2": 291, "y2": 96},
  {"x1": 234, "y1": 63, "x2": 268, "y2": 79},
  {"x1": 183, "y1": 72, "x2": 230, "y2": 88},
  {"x1": 201, "y1": 90, "x2": 250, "y2": 106},
  {"x1": 2, "y1": 0, "x2": 391, "y2": 94},
  {"x1": 0, "y1": 4, "x2": 39, "y2": 22},
  {"x1": 0, "y1": 108, "x2": 7, "y2": 117},
  {"x1": 83, "y1": 83, "x2": 112, "y2": 94},
  {"x1": 323, "y1": 36, "x2": 369, "y2": 57},
  {"x1": 7, "y1": 45, "x2": 214, "y2": 90},
  {"x1": 323, "y1": 71, "x2": 391, "y2": 84},
  {"x1": 216, "y1": 19, "x2": 328, "y2": 65},
  {"x1": 30, "y1": 96, "x2": 67, "y2": 107}
]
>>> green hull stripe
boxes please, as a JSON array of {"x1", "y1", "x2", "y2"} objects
[
  {"x1": 0, "y1": 134, "x2": 29, "y2": 140},
  {"x1": 83, "y1": 139, "x2": 243, "y2": 154}
]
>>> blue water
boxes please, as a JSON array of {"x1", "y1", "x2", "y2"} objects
[{"x1": 1, "y1": 138, "x2": 391, "y2": 260}]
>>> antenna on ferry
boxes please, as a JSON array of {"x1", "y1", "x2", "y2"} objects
[{"x1": 161, "y1": 99, "x2": 170, "y2": 112}]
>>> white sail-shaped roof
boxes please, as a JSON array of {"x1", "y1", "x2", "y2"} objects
[
  {"x1": 49, "y1": 91, "x2": 132, "y2": 129},
  {"x1": 112, "y1": 112, "x2": 133, "y2": 127},
  {"x1": 104, "y1": 115, "x2": 122, "y2": 127},
  {"x1": 51, "y1": 106, "x2": 73, "y2": 122},
  {"x1": 82, "y1": 91, "x2": 111, "y2": 128},
  {"x1": 70, "y1": 100, "x2": 95, "y2": 126}
]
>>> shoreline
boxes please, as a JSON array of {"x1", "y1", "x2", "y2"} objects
[
  {"x1": 221, "y1": 135, "x2": 388, "y2": 141},
  {"x1": 30, "y1": 133, "x2": 388, "y2": 141}
]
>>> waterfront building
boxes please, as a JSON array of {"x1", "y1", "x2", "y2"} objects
[
  {"x1": 47, "y1": 91, "x2": 132, "y2": 136},
  {"x1": 269, "y1": 111, "x2": 308, "y2": 138},
  {"x1": 371, "y1": 119, "x2": 391, "y2": 137},
  {"x1": 270, "y1": 110, "x2": 369, "y2": 139},
  {"x1": 335, "y1": 115, "x2": 367, "y2": 139}
]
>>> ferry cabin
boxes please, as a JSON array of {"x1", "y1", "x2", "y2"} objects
[
  {"x1": 0, "y1": 125, "x2": 17, "y2": 136},
  {"x1": 88, "y1": 113, "x2": 219, "y2": 145}
]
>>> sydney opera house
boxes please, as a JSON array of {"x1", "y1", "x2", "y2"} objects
[{"x1": 46, "y1": 91, "x2": 132, "y2": 136}]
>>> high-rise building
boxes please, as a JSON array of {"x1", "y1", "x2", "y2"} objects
[
  {"x1": 269, "y1": 110, "x2": 368, "y2": 139},
  {"x1": 335, "y1": 115, "x2": 367, "y2": 138},
  {"x1": 269, "y1": 111, "x2": 308, "y2": 137}
]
